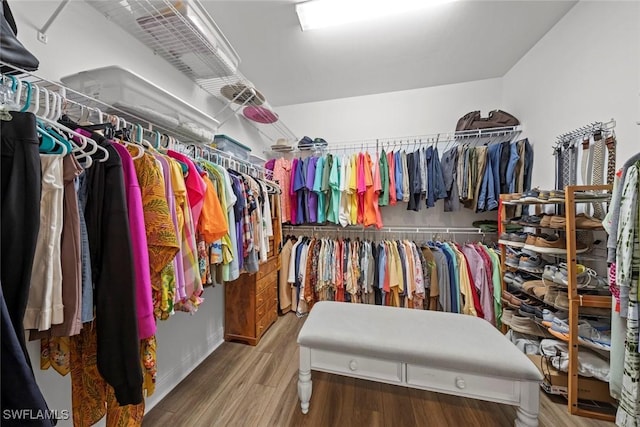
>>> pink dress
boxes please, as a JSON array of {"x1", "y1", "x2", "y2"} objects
[
  {"x1": 167, "y1": 150, "x2": 207, "y2": 229},
  {"x1": 112, "y1": 143, "x2": 156, "y2": 340}
]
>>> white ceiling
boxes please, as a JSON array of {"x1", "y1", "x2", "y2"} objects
[{"x1": 203, "y1": 0, "x2": 576, "y2": 107}]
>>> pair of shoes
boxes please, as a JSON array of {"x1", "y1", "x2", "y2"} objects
[
  {"x1": 542, "y1": 264, "x2": 558, "y2": 284},
  {"x1": 520, "y1": 188, "x2": 545, "y2": 202},
  {"x1": 505, "y1": 247, "x2": 528, "y2": 268},
  {"x1": 522, "y1": 280, "x2": 546, "y2": 296},
  {"x1": 503, "y1": 193, "x2": 522, "y2": 201},
  {"x1": 499, "y1": 232, "x2": 528, "y2": 248},
  {"x1": 518, "y1": 300, "x2": 544, "y2": 318},
  {"x1": 524, "y1": 234, "x2": 589, "y2": 255},
  {"x1": 574, "y1": 191, "x2": 611, "y2": 200},
  {"x1": 548, "y1": 189, "x2": 565, "y2": 203},
  {"x1": 518, "y1": 253, "x2": 547, "y2": 273},
  {"x1": 509, "y1": 314, "x2": 551, "y2": 337},
  {"x1": 539, "y1": 215, "x2": 553, "y2": 228},
  {"x1": 548, "y1": 213, "x2": 603, "y2": 230},
  {"x1": 542, "y1": 287, "x2": 569, "y2": 309},
  {"x1": 547, "y1": 318, "x2": 612, "y2": 351},
  {"x1": 551, "y1": 263, "x2": 591, "y2": 287},
  {"x1": 502, "y1": 290, "x2": 524, "y2": 308},
  {"x1": 540, "y1": 308, "x2": 567, "y2": 327},
  {"x1": 519, "y1": 215, "x2": 543, "y2": 227},
  {"x1": 509, "y1": 273, "x2": 539, "y2": 290},
  {"x1": 501, "y1": 307, "x2": 517, "y2": 325}
]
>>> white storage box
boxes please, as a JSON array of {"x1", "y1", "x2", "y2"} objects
[{"x1": 61, "y1": 66, "x2": 219, "y2": 143}]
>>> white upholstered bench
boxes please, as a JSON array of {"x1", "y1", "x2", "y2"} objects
[{"x1": 297, "y1": 301, "x2": 543, "y2": 427}]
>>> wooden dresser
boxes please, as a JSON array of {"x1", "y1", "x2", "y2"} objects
[{"x1": 224, "y1": 192, "x2": 282, "y2": 346}]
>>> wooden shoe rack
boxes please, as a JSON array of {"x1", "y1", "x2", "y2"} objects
[{"x1": 498, "y1": 184, "x2": 614, "y2": 421}]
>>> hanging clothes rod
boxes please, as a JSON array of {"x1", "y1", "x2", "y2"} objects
[
  {"x1": 555, "y1": 118, "x2": 616, "y2": 144},
  {"x1": 291, "y1": 126, "x2": 522, "y2": 153},
  {"x1": 176, "y1": 141, "x2": 274, "y2": 181},
  {"x1": 0, "y1": 63, "x2": 212, "y2": 144},
  {"x1": 282, "y1": 225, "x2": 496, "y2": 234}
]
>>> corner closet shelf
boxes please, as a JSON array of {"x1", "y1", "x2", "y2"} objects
[{"x1": 499, "y1": 184, "x2": 615, "y2": 422}]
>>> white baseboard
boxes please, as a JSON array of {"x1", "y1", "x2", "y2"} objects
[{"x1": 144, "y1": 327, "x2": 225, "y2": 412}]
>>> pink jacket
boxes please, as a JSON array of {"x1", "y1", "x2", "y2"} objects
[{"x1": 112, "y1": 143, "x2": 156, "y2": 340}]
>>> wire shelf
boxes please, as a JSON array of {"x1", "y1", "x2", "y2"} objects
[{"x1": 85, "y1": 0, "x2": 297, "y2": 143}]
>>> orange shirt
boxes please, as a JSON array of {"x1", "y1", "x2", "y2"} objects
[
  {"x1": 198, "y1": 174, "x2": 228, "y2": 244},
  {"x1": 363, "y1": 153, "x2": 377, "y2": 228}
]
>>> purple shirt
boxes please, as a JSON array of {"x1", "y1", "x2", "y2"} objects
[
  {"x1": 112, "y1": 143, "x2": 156, "y2": 340},
  {"x1": 293, "y1": 158, "x2": 306, "y2": 224},
  {"x1": 290, "y1": 158, "x2": 299, "y2": 224},
  {"x1": 305, "y1": 156, "x2": 318, "y2": 223}
]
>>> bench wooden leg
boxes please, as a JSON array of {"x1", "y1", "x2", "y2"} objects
[
  {"x1": 515, "y1": 381, "x2": 539, "y2": 427},
  {"x1": 298, "y1": 346, "x2": 312, "y2": 414}
]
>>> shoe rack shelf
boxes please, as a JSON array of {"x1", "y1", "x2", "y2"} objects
[
  {"x1": 564, "y1": 185, "x2": 614, "y2": 421},
  {"x1": 498, "y1": 184, "x2": 615, "y2": 422}
]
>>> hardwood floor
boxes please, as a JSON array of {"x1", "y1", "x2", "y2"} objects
[{"x1": 144, "y1": 313, "x2": 615, "y2": 427}]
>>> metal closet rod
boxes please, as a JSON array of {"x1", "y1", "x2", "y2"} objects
[
  {"x1": 322, "y1": 126, "x2": 522, "y2": 151},
  {"x1": 282, "y1": 225, "x2": 495, "y2": 234},
  {"x1": 180, "y1": 142, "x2": 274, "y2": 180}
]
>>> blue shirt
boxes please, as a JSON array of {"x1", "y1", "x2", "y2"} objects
[{"x1": 394, "y1": 151, "x2": 404, "y2": 201}]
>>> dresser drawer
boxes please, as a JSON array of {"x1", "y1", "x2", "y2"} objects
[
  {"x1": 256, "y1": 284, "x2": 276, "y2": 308},
  {"x1": 310, "y1": 349, "x2": 403, "y2": 384},
  {"x1": 257, "y1": 257, "x2": 279, "y2": 281},
  {"x1": 406, "y1": 364, "x2": 519, "y2": 404},
  {"x1": 256, "y1": 298, "x2": 272, "y2": 320},
  {"x1": 257, "y1": 270, "x2": 277, "y2": 295},
  {"x1": 256, "y1": 304, "x2": 276, "y2": 337}
]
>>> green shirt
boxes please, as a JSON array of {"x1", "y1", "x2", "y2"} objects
[{"x1": 379, "y1": 150, "x2": 389, "y2": 206}]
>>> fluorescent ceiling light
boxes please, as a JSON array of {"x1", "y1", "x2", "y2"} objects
[{"x1": 296, "y1": 0, "x2": 455, "y2": 31}]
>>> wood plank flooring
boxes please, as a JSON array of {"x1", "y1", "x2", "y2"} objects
[{"x1": 144, "y1": 313, "x2": 615, "y2": 427}]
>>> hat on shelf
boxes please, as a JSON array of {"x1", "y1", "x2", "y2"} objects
[
  {"x1": 243, "y1": 105, "x2": 279, "y2": 124},
  {"x1": 271, "y1": 138, "x2": 294, "y2": 152},
  {"x1": 220, "y1": 83, "x2": 265, "y2": 106},
  {"x1": 298, "y1": 136, "x2": 314, "y2": 148},
  {"x1": 313, "y1": 138, "x2": 328, "y2": 147}
]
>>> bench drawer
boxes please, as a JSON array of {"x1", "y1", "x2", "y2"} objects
[
  {"x1": 310, "y1": 349, "x2": 402, "y2": 384},
  {"x1": 406, "y1": 364, "x2": 520, "y2": 404}
]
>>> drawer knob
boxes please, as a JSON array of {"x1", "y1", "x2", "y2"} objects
[
  {"x1": 455, "y1": 377, "x2": 466, "y2": 389},
  {"x1": 348, "y1": 360, "x2": 358, "y2": 371}
]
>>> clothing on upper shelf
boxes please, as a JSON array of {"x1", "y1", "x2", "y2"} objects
[
  {"x1": 0, "y1": 111, "x2": 279, "y2": 427},
  {"x1": 280, "y1": 234, "x2": 502, "y2": 327},
  {"x1": 265, "y1": 140, "x2": 533, "y2": 227}
]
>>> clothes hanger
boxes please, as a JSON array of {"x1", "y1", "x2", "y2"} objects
[
  {"x1": 115, "y1": 117, "x2": 144, "y2": 160},
  {"x1": 0, "y1": 75, "x2": 21, "y2": 119},
  {"x1": 39, "y1": 88, "x2": 109, "y2": 163}
]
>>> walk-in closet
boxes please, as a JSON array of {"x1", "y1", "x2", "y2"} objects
[{"x1": 0, "y1": 1, "x2": 638, "y2": 426}]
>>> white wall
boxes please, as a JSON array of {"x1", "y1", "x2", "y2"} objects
[
  {"x1": 502, "y1": 0, "x2": 640, "y2": 191},
  {"x1": 8, "y1": 2, "x2": 273, "y2": 425},
  {"x1": 277, "y1": 78, "x2": 506, "y2": 227}
]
